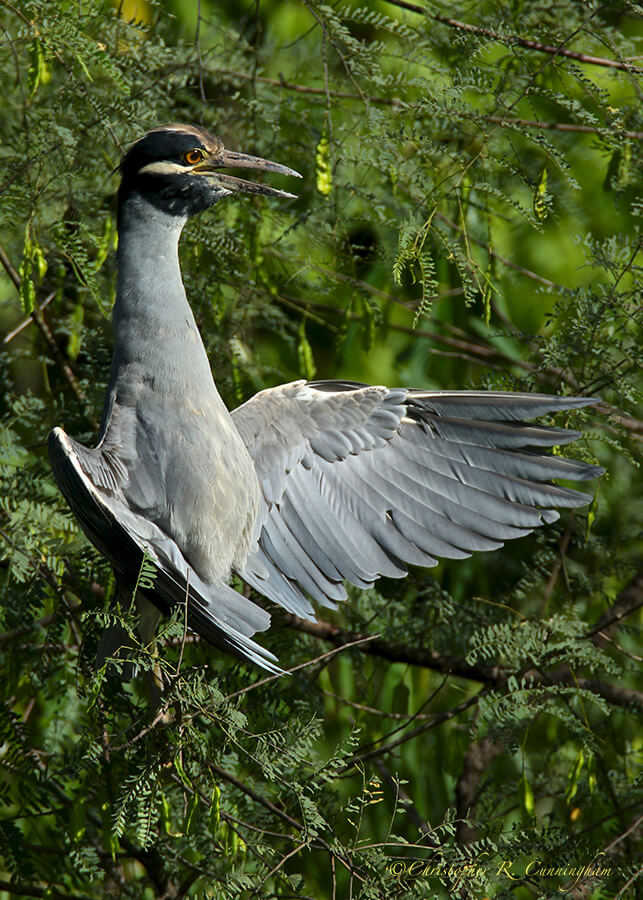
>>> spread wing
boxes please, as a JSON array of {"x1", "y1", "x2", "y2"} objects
[
  {"x1": 48, "y1": 427, "x2": 281, "y2": 673},
  {"x1": 233, "y1": 380, "x2": 603, "y2": 618}
]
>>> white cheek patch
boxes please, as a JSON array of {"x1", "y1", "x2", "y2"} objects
[{"x1": 138, "y1": 161, "x2": 192, "y2": 176}]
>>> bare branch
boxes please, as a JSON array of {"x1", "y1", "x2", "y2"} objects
[
  {"x1": 483, "y1": 115, "x2": 643, "y2": 141},
  {"x1": 380, "y1": 0, "x2": 643, "y2": 73},
  {"x1": 282, "y1": 612, "x2": 643, "y2": 711}
]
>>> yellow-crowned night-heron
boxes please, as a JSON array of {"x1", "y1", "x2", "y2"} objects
[{"x1": 49, "y1": 124, "x2": 604, "y2": 673}]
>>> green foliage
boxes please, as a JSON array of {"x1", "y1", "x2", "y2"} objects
[{"x1": 0, "y1": 0, "x2": 640, "y2": 898}]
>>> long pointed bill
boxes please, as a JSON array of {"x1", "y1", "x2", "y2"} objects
[{"x1": 194, "y1": 148, "x2": 302, "y2": 199}]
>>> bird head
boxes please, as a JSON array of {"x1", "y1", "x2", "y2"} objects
[{"x1": 118, "y1": 123, "x2": 301, "y2": 218}]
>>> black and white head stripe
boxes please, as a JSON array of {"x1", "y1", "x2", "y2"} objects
[{"x1": 119, "y1": 124, "x2": 222, "y2": 180}]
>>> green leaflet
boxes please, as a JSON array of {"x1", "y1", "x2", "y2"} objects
[
  {"x1": 18, "y1": 229, "x2": 47, "y2": 315},
  {"x1": 27, "y1": 38, "x2": 51, "y2": 99},
  {"x1": 131, "y1": 547, "x2": 157, "y2": 604},
  {"x1": 393, "y1": 216, "x2": 439, "y2": 325},
  {"x1": 174, "y1": 755, "x2": 192, "y2": 790},
  {"x1": 585, "y1": 483, "x2": 600, "y2": 542},
  {"x1": 209, "y1": 785, "x2": 221, "y2": 834},
  {"x1": 298, "y1": 318, "x2": 316, "y2": 380},
  {"x1": 482, "y1": 258, "x2": 494, "y2": 326},
  {"x1": 361, "y1": 295, "x2": 376, "y2": 353},
  {"x1": 519, "y1": 769, "x2": 535, "y2": 818},
  {"x1": 182, "y1": 791, "x2": 199, "y2": 836},
  {"x1": 67, "y1": 302, "x2": 84, "y2": 361},
  {"x1": 101, "y1": 801, "x2": 119, "y2": 863},
  {"x1": 533, "y1": 166, "x2": 549, "y2": 222},
  {"x1": 94, "y1": 216, "x2": 116, "y2": 272},
  {"x1": 228, "y1": 336, "x2": 246, "y2": 404},
  {"x1": 565, "y1": 748, "x2": 585, "y2": 805},
  {"x1": 315, "y1": 136, "x2": 332, "y2": 197}
]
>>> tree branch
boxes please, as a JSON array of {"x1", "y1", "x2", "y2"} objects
[
  {"x1": 380, "y1": 0, "x2": 643, "y2": 73},
  {"x1": 0, "y1": 880, "x2": 93, "y2": 900},
  {"x1": 483, "y1": 115, "x2": 643, "y2": 141},
  {"x1": 216, "y1": 68, "x2": 643, "y2": 139},
  {"x1": 455, "y1": 735, "x2": 503, "y2": 844},
  {"x1": 281, "y1": 611, "x2": 643, "y2": 711},
  {"x1": 282, "y1": 613, "x2": 507, "y2": 681}
]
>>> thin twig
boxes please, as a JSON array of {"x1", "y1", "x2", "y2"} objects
[
  {"x1": 371, "y1": 757, "x2": 435, "y2": 840},
  {"x1": 0, "y1": 241, "x2": 97, "y2": 427},
  {"x1": 206, "y1": 763, "x2": 363, "y2": 880},
  {"x1": 380, "y1": 0, "x2": 643, "y2": 73},
  {"x1": 587, "y1": 570, "x2": 643, "y2": 646},
  {"x1": 217, "y1": 67, "x2": 643, "y2": 138},
  {"x1": 483, "y1": 115, "x2": 643, "y2": 141},
  {"x1": 225, "y1": 632, "x2": 381, "y2": 700},
  {"x1": 253, "y1": 841, "x2": 308, "y2": 893},
  {"x1": 214, "y1": 67, "x2": 396, "y2": 106},
  {"x1": 614, "y1": 865, "x2": 643, "y2": 900},
  {"x1": 3, "y1": 290, "x2": 56, "y2": 344},
  {"x1": 341, "y1": 689, "x2": 489, "y2": 771}
]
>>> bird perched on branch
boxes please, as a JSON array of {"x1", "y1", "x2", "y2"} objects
[{"x1": 49, "y1": 123, "x2": 603, "y2": 674}]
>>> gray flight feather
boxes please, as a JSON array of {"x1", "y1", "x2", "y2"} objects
[{"x1": 234, "y1": 381, "x2": 603, "y2": 619}]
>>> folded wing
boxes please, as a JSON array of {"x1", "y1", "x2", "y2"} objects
[{"x1": 48, "y1": 427, "x2": 281, "y2": 672}]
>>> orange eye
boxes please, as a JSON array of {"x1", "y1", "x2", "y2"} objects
[{"x1": 184, "y1": 148, "x2": 204, "y2": 165}]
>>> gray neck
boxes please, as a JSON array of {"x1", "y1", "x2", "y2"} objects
[
  {"x1": 108, "y1": 194, "x2": 219, "y2": 404},
  {"x1": 115, "y1": 193, "x2": 189, "y2": 342}
]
